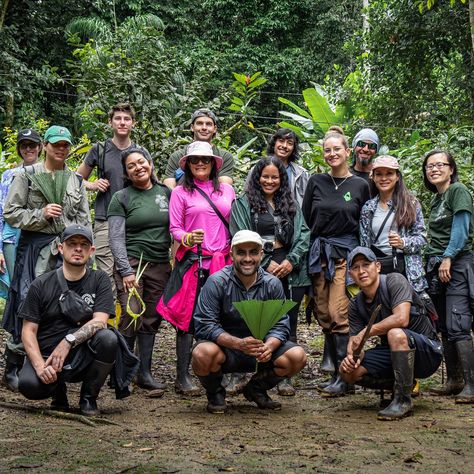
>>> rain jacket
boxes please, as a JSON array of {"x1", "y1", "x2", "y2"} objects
[{"x1": 194, "y1": 266, "x2": 291, "y2": 343}]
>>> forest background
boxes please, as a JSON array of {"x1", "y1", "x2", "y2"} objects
[{"x1": 0, "y1": 0, "x2": 473, "y2": 202}]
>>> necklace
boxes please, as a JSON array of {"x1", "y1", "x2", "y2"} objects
[{"x1": 328, "y1": 173, "x2": 351, "y2": 190}]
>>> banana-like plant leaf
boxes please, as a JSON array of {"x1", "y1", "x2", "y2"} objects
[
  {"x1": 278, "y1": 111, "x2": 314, "y2": 130},
  {"x1": 278, "y1": 97, "x2": 312, "y2": 119},
  {"x1": 233, "y1": 299, "x2": 297, "y2": 340},
  {"x1": 236, "y1": 136, "x2": 258, "y2": 159},
  {"x1": 302, "y1": 88, "x2": 336, "y2": 133}
]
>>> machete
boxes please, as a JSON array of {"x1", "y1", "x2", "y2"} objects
[{"x1": 352, "y1": 304, "x2": 382, "y2": 362}]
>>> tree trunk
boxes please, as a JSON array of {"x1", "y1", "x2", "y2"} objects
[
  {"x1": 0, "y1": 0, "x2": 10, "y2": 30},
  {"x1": 469, "y1": 0, "x2": 474, "y2": 60}
]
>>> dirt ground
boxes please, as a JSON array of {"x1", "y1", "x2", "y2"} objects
[{"x1": 1, "y1": 322, "x2": 474, "y2": 474}]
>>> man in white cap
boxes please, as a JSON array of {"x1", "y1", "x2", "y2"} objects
[
  {"x1": 350, "y1": 128, "x2": 380, "y2": 183},
  {"x1": 191, "y1": 230, "x2": 307, "y2": 414},
  {"x1": 163, "y1": 108, "x2": 234, "y2": 189}
]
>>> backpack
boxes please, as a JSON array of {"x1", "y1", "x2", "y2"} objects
[{"x1": 96, "y1": 141, "x2": 107, "y2": 180}]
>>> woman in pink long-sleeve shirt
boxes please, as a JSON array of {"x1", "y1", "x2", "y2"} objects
[{"x1": 160, "y1": 141, "x2": 235, "y2": 396}]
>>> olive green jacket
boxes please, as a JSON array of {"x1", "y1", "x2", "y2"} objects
[{"x1": 230, "y1": 194, "x2": 311, "y2": 288}]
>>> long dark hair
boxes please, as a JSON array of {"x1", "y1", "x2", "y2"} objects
[
  {"x1": 370, "y1": 169, "x2": 417, "y2": 229},
  {"x1": 182, "y1": 159, "x2": 221, "y2": 194},
  {"x1": 266, "y1": 128, "x2": 300, "y2": 162},
  {"x1": 121, "y1": 146, "x2": 158, "y2": 186},
  {"x1": 422, "y1": 149, "x2": 459, "y2": 193},
  {"x1": 247, "y1": 156, "x2": 296, "y2": 220}
]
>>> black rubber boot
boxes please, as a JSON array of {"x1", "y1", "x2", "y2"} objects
[
  {"x1": 198, "y1": 373, "x2": 227, "y2": 414},
  {"x1": 224, "y1": 373, "x2": 247, "y2": 395},
  {"x1": 2, "y1": 347, "x2": 24, "y2": 392},
  {"x1": 277, "y1": 377, "x2": 296, "y2": 396},
  {"x1": 321, "y1": 333, "x2": 335, "y2": 373},
  {"x1": 377, "y1": 350, "x2": 415, "y2": 420},
  {"x1": 455, "y1": 339, "x2": 474, "y2": 404},
  {"x1": 243, "y1": 368, "x2": 283, "y2": 410},
  {"x1": 175, "y1": 333, "x2": 200, "y2": 396},
  {"x1": 321, "y1": 333, "x2": 354, "y2": 397},
  {"x1": 123, "y1": 335, "x2": 136, "y2": 353},
  {"x1": 135, "y1": 333, "x2": 166, "y2": 390},
  {"x1": 51, "y1": 380, "x2": 69, "y2": 411},
  {"x1": 432, "y1": 336, "x2": 464, "y2": 395},
  {"x1": 80, "y1": 360, "x2": 115, "y2": 416},
  {"x1": 316, "y1": 333, "x2": 337, "y2": 391}
]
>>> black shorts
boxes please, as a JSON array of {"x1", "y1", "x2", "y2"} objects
[
  {"x1": 194, "y1": 340, "x2": 299, "y2": 374},
  {"x1": 361, "y1": 329, "x2": 442, "y2": 379}
]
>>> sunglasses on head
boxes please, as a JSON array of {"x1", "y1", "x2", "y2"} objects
[
  {"x1": 356, "y1": 140, "x2": 378, "y2": 151},
  {"x1": 189, "y1": 156, "x2": 212, "y2": 165}
]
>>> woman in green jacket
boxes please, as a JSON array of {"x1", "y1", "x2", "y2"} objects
[{"x1": 230, "y1": 156, "x2": 311, "y2": 395}]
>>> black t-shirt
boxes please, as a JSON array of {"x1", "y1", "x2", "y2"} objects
[
  {"x1": 84, "y1": 139, "x2": 137, "y2": 221},
  {"x1": 20, "y1": 268, "x2": 115, "y2": 355},
  {"x1": 302, "y1": 173, "x2": 370, "y2": 240},
  {"x1": 349, "y1": 166, "x2": 370, "y2": 184},
  {"x1": 349, "y1": 273, "x2": 437, "y2": 343}
]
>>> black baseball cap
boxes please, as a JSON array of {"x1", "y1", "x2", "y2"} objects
[
  {"x1": 61, "y1": 224, "x2": 94, "y2": 244},
  {"x1": 17, "y1": 128, "x2": 42, "y2": 144},
  {"x1": 347, "y1": 246, "x2": 377, "y2": 268}
]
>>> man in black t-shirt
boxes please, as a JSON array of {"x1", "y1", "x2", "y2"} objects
[
  {"x1": 18, "y1": 224, "x2": 117, "y2": 416},
  {"x1": 340, "y1": 247, "x2": 442, "y2": 421}
]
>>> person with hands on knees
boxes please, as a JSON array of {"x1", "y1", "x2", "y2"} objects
[
  {"x1": 18, "y1": 224, "x2": 118, "y2": 416},
  {"x1": 192, "y1": 230, "x2": 307, "y2": 414},
  {"x1": 230, "y1": 156, "x2": 310, "y2": 396},
  {"x1": 422, "y1": 149, "x2": 474, "y2": 403},
  {"x1": 340, "y1": 246, "x2": 442, "y2": 420}
]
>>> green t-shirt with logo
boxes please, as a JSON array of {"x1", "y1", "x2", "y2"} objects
[
  {"x1": 108, "y1": 184, "x2": 171, "y2": 262},
  {"x1": 426, "y1": 182, "x2": 474, "y2": 256}
]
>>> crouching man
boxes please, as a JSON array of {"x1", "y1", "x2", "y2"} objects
[
  {"x1": 340, "y1": 247, "x2": 442, "y2": 420},
  {"x1": 192, "y1": 230, "x2": 307, "y2": 413},
  {"x1": 18, "y1": 224, "x2": 118, "y2": 416}
]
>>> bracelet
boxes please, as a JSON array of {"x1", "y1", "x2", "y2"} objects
[
  {"x1": 182, "y1": 233, "x2": 193, "y2": 248},
  {"x1": 186, "y1": 233, "x2": 193, "y2": 247}
]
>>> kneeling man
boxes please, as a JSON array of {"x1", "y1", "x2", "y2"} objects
[
  {"x1": 192, "y1": 230, "x2": 307, "y2": 413},
  {"x1": 340, "y1": 247, "x2": 442, "y2": 420},
  {"x1": 18, "y1": 224, "x2": 117, "y2": 416}
]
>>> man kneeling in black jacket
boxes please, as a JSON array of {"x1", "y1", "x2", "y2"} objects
[{"x1": 192, "y1": 230, "x2": 307, "y2": 413}]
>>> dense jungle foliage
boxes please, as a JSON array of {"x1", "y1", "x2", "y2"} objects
[{"x1": 1, "y1": 0, "x2": 473, "y2": 199}]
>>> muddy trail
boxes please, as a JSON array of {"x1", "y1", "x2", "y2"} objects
[{"x1": 1, "y1": 323, "x2": 474, "y2": 474}]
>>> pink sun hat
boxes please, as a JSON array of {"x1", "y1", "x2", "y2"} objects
[{"x1": 178, "y1": 141, "x2": 223, "y2": 170}]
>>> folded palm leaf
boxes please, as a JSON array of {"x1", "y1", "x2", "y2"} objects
[
  {"x1": 233, "y1": 299, "x2": 297, "y2": 340},
  {"x1": 28, "y1": 170, "x2": 71, "y2": 204}
]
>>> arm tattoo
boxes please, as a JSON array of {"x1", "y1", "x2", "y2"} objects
[{"x1": 72, "y1": 321, "x2": 106, "y2": 346}]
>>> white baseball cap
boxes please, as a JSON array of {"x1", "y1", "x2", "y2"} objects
[{"x1": 231, "y1": 230, "x2": 263, "y2": 249}]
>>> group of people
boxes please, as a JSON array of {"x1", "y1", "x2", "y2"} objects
[{"x1": 0, "y1": 102, "x2": 472, "y2": 421}]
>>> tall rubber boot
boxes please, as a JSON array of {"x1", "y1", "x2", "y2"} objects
[
  {"x1": 135, "y1": 333, "x2": 166, "y2": 390},
  {"x1": 377, "y1": 350, "x2": 415, "y2": 420},
  {"x1": 432, "y1": 336, "x2": 464, "y2": 395},
  {"x1": 277, "y1": 377, "x2": 296, "y2": 396},
  {"x1": 243, "y1": 368, "x2": 283, "y2": 410},
  {"x1": 123, "y1": 335, "x2": 136, "y2": 353},
  {"x1": 51, "y1": 380, "x2": 69, "y2": 411},
  {"x1": 175, "y1": 333, "x2": 200, "y2": 396},
  {"x1": 316, "y1": 333, "x2": 337, "y2": 391},
  {"x1": 225, "y1": 373, "x2": 247, "y2": 395},
  {"x1": 2, "y1": 347, "x2": 24, "y2": 392},
  {"x1": 79, "y1": 360, "x2": 115, "y2": 416},
  {"x1": 321, "y1": 333, "x2": 354, "y2": 397},
  {"x1": 454, "y1": 339, "x2": 474, "y2": 404},
  {"x1": 321, "y1": 333, "x2": 335, "y2": 373},
  {"x1": 198, "y1": 373, "x2": 227, "y2": 414}
]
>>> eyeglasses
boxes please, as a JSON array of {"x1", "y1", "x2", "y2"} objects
[
  {"x1": 356, "y1": 140, "x2": 378, "y2": 151},
  {"x1": 425, "y1": 162, "x2": 450, "y2": 171},
  {"x1": 19, "y1": 142, "x2": 39, "y2": 149},
  {"x1": 189, "y1": 156, "x2": 212, "y2": 165}
]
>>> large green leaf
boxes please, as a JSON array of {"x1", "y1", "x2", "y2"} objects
[
  {"x1": 278, "y1": 111, "x2": 314, "y2": 131},
  {"x1": 236, "y1": 137, "x2": 258, "y2": 159},
  {"x1": 278, "y1": 97, "x2": 312, "y2": 119},
  {"x1": 302, "y1": 88, "x2": 336, "y2": 133},
  {"x1": 233, "y1": 299, "x2": 297, "y2": 340}
]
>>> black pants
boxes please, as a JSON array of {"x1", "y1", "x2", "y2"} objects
[
  {"x1": 427, "y1": 252, "x2": 474, "y2": 343},
  {"x1": 18, "y1": 329, "x2": 117, "y2": 400}
]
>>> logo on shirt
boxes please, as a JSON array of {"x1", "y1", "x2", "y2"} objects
[
  {"x1": 82, "y1": 293, "x2": 96, "y2": 306},
  {"x1": 155, "y1": 194, "x2": 169, "y2": 211},
  {"x1": 343, "y1": 192, "x2": 352, "y2": 202}
]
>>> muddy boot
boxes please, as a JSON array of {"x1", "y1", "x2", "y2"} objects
[
  {"x1": 432, "y1": 336, "x2": 464, "y2": 396},
  {"x1": 321, "y1": 333, "x2": 354, "y2": 398},
  {"x1": 135, "y1": 333, "x2": 166, "y2": 390},
  {"x1": 80, "y1": 360, "x2": 115, "y2": 416},
  {"x1": 454, "y1": 339, "x2": 474, "y2": 404},
  {"x1": 320, "y1": 333, "x2": 335, "y2": 373},
  {"x1": 225, "y1": 373, "x2": 247, "y2": 395},
  {"x1": 198, "y1": 373, "x2": 227, "y2": 414},
  {"x1": 377, "y1": 350, "x2": 415, "y2": 420},
  {"x1": 277, "y1": 377, "x2": 296, "y2": 396},
  {"x1": 2, "y1": 348, "x2": 24, "y2": 392},
  {"x1": 316, "y1": 333, "x2": 337, "y2": 391},
  {"x1": 243, "y1": 368, "x2": 283, "y2": 410},
  {"x1": 51, "y1": 381, "x2": 69, "y2": 412},
  {"x1": 175, "y1": 333, "x2": 200, "y2": 396}
]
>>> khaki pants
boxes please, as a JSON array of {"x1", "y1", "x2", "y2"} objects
[
  {"x1": 94, "y1": 220, "x2": 116, "y2": 296},
  {"x1": 312, "y1": 259, "x2": 349, "y2": 334}
]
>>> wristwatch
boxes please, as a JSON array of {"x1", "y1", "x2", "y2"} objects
[{"x1": 65, "y1": 334, "x2": 77, "y2": 348}]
